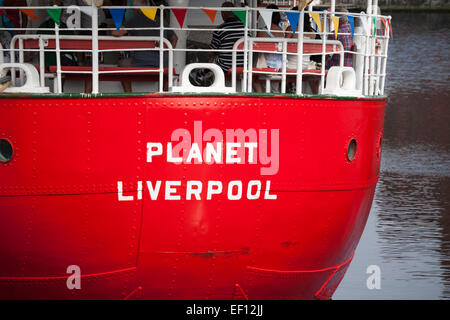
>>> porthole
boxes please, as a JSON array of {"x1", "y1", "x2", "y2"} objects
[
  {"x1": 347, "y1": 139, "x2": 357, "y2": 162},
  {"x1": 0, "y1": 139, "x2": 13, "y2": 163},
  {"x1": 377, "y1": 135, "x2": 383, "y2": 160}
]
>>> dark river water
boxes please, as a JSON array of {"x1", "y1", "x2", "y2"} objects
[{"x1": 335, "y1": 12, "x2": 450, "y2": 300}]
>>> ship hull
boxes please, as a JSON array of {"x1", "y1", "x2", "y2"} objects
[{"x1": 0, "y1": 94, "x2": 385, "y2": 299}]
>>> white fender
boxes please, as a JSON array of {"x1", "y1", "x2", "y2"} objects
[
  {"x1": 323, "y1": 66, "x2": 362, "y2": 97},
  {"x1": 0, "y1": 63, "x2": 49, "y2": 93},
  {"x1": 172, "y1": 63, "x2": 235, "y2": 94}
]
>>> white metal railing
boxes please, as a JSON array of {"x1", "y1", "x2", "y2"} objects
[
  {"x1": 9, "y1": 34, "x2": 173, "y2": 93},
  {"x1": 0, "y1": 2, "x2": 391, "y2": 97}
]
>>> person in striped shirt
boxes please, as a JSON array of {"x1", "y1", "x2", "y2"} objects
[
  {"x1": 191, "y1": 2, "x2": 245, "y2": 86},
  {"x1": 209, "y1": 1, "x2": 245, "y2": 73}
]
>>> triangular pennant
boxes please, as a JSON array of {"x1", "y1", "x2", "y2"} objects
[
  {"x1": 232, "y1": 10, "x2": 246, "y2": 25},
  {"x1": 46, "y1": 8, "x2": 62, "y2": 25},
  {"x1": 259, "y1": 10, "x2": 273, "y2": 31},
  {"x1": 360, "y1": 15, "x2": 369, "y2": 35},
  {"x1": 109, "y1": 8, "x2": 125, "y2": 32},
  {"x1": 172, "y1": 8, "x2": 187, "y2": 28},
  {"x1": 202, "y1": 9, "x2": 217, "y2": 24},
  {"x1": 331, "y1": 16, "x2": 340, "y2": 39},
  {"x1": 309, "y1": 12, "x2": 321, "y2": 33},
  {"x1": 0, "y1": 10, "x2": 13, "y2": 28},
  {"x1": 373, "y1": 17, "x2": 377, "y2": 36},
  {"x1": 310, "y1": 17, "x2": 318, "y2": 32},
  {"x1": 79, "y1": 6, "x2": 94, "y2": 16},
  {"x1": 141, "y1": 8, "x2": 157, "y2": 21},
  {"x1": 286, "y1": 11, "x2": 300, "y2": 35},
  {"x1": 299, "y1": 0, "x2": 314, "y2": 11},
  {"x1": 381, "y1": 17, "x2": 387, "y2": 36},
  {"x1": 348, "y1": 15, "x2": 355, "y2": 38},
  {"x1": 387, "y1": 18, "x2": 393, "y2": 38},
  {"x1": 20, "y1": 9, "x2": 40, "y2": 21}
]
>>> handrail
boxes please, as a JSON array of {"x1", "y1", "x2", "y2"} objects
[
  {"x1": 232, "y1": 37, "x2": 344, "y2": 94},
  {"x1": 0, "y1": 3, "x2": 391, "y2": 97},
  {"x1": 10, "y1": 34, "x2": 173, "y2": 93}
]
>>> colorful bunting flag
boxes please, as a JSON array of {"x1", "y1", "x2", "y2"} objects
[
  {"x1": 20, "y1": 9, "x2": 40, "y2": 21},
  {"x1": 46, "y1": 8, "x2": 62, "y2": 25},
  {"x1": 83, "y1": 0, "x2": 104, "y2": 7},
  {"x1": 299, "y1": 0, "x2": 314, "y2": 11},
  {"x1": 286, "y1": 11, "x2": 299, "y2": 35},
  {"x1": 348, "y1": 15, "x2": 355, "y2": 38},
  {"x1": 381, "y1": 17, "x2": 387, "y2": 36},
  {"x1": 202, "y1": 9, "x2": 217, "y2": 24},
  {"x1": 259, "y1": 9, "x2": 273, "y2": 31},
  {"x1": 360, "y1": 15, "x2": 369, "y2": 35},
  {"x1": 232, "y1": 10, "x2": 246, "y2": 25},
  {"x1": 141, "y1": 8, "x2": 157, "y2": 21},
  {"x1": 331, "y1": 16, "x2": 339, "y2": 39},
  {"x1": 309, "y1": 12, "x2": 321, "y2": 33},
  {"x1": 172, "y1": 8, "x2": 187, "y2": 28},
  {"x1": 109, "y1": 8, "x2": 125, "y2": 32},
  {"x1": 387, "y1": 18, "x2": 393, "y2": 38},
  {"x1": 373, "y1": 17, "x2": 377, "y2": 36}
]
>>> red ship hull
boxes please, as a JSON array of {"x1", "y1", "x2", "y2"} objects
[{"x1": 0, "y1": 94, "x2": 385, "y2": 299}]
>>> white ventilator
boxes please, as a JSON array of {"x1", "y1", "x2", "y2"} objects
[
  {"x1": 323, "y1": 66, "x2": 362, "y2": 97},
  {"x1": 172, "y1": 63, "x2": 235, "y2": 94}
]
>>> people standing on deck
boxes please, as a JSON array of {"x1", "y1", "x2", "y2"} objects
[
  {"x1": 326, "y1": 8, "x2": 353, "y2": 68},
  {"x1": 210, "y1": 2, "x2": 245, "y2": 74},
  {"x1": 191, "y1": 1, "x2": 245, "y2": 86},
  {"x1": 284, "y1": 6, "x2": 316, "y2": 71},
  {"x1": 284, "y1": 6, "x2": 319, "y2": 94},
  {"x1": 253, "y1": 4, "x2": 284, "y2": 93},
  {"x1": 111, "y1": 0, "x2": 178, "y2": 93}
]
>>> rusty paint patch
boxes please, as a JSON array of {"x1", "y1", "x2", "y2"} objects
[
  {"x1": 281, "y1": 241, "x2": 298, "y2": 248},
  {"x1": 158, "y1": 248, "x2": 250, "y2": 258}
]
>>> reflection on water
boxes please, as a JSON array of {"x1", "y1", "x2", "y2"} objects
[{"x1": 335, "y1": 12, "x2": 450, "y2": 299}]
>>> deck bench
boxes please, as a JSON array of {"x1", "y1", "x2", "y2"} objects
[{"x1": 11, "y1": 35, "x2": 175, "y2": 92}]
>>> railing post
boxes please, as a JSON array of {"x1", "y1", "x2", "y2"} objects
[
  {"x1": 380, "y1": 16, "x2": 391, "y2": 95},
  {"x1": 159, "y1": 5, "x2": 164, "y2": 93},
  {"x1": 19, "y1": 38, "x2": 24, "y2": 86},
  {"x1": 39, "y1": 37, "x2": 45, "y2": 87},
  {"x1": 320, "y1": 10, "x2": 328, "y2": 94},
  {"x1": 55, "y1": 23, "x2": 63, "y2": 94},
  {"x1": 242, "y1": 7, "x2": 249, "y2": 92},
  {"x1": 364, "y1": 0, "x2": 372, "y2": 96},
  {"x1": 251, "y1": 0, "x2": 258, "y2": 37},
  {"x1": 91, "y1": 5, "x2": 99, "y2": 94},
  {"x1": 296, "y1": 8, "x2": 304, "y2": 95},
  {"x1": 369, "y1": 0, "x2": 378, "y2": 96}
]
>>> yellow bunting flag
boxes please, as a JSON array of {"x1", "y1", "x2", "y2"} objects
[
  {"x1": 299, "y1": 0, "x2": 314, "y2": 11},
  {"x1": 331, "y1": 16, "x2": 340, "y2": 39},
  {"x1": 20, "y1": 9, "x2": 40, "y2": 21},
  {"x1": 202, "y1": 9, "x2": 217, "y2": 24},
  {"x1": 309, "y1": 12, "x2": 321, "y2": 33},
  {"x1": 141, "y1": 8, "x2": 157, "y2": 21}
]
